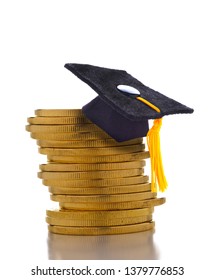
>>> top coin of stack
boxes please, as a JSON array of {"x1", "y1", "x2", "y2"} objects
[{"x1": 26, "y1": 109, "x2": 166, "y2": 235}]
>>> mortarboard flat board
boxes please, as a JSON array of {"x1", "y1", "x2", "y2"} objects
[
  {"x1": 65, "y1": 63, "x2": 194, "y2": 192},
  {"x1": 64, "y1": 63, "x2": 194, "y2": 142}
]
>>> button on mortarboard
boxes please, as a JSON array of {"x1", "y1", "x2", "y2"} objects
[{"x1": 117, "y1": 85, "x2": 140, "y2": 96}]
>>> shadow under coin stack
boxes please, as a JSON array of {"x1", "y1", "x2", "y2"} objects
[{"x1": 26, "y1": 109, "x2": 166, "y2": 235}]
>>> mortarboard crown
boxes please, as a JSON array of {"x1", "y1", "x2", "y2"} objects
[{"x1": 65, "y1": 63, "x2": 194, "y2": 192}]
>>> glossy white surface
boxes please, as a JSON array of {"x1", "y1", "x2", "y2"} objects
[
  {"x1": 48, "y1": 230, "x2": 158, "y2": 260},
  {"x1": 1, "y1": 0, "x2": 215, "y2": 278}
]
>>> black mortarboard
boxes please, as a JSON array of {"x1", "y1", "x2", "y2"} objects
[
  {"x1": 65, "y1": 63, "x2": 194, "y2": 192},
  {"x1": 64, "y1": 63, "x2": 193, "y2": 142}
]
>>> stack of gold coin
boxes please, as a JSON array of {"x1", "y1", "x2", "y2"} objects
[{"x1": 26, "y1": 109, "x2": 165, "y2": 235}]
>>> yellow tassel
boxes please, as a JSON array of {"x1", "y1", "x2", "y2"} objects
[
  {"x1": 136, "y1": 96, "x2": 168, "y2": 192},
  {"x1": 147, "y1": 118, "x2": 168, "y2": 192}
]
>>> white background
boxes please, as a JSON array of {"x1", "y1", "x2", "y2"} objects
[{"x1": 0, "y1": 0, "x2": 215, "y2": 278}]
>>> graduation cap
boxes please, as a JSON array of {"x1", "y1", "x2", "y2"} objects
[{"x1": 65, "y1": 63, "x2": 194, "y2": 192}]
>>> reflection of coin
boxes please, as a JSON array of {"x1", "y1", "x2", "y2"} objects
[
  {"x1": 43, "y1": 175, "x2": 149, "y2": 187},
  {"x1": 37, "y1": 138, "x2": 143, "y2": 148},
  {"x1": 51, "y1": 192, "x2": 156, "y2": 203},
  {"x1": 40, "y1": 161, "x2": 145, "y2": 171},
  {"x1": 47, "y1": 151, "x2": 150, "y2": 163},
  {"x1": 38, "y1": 169, "x2": 143, "y2": 180},
  {"x1": 35, "y1": 109, "x2": 84, "y2": 117},
  {"x1": 39, "y1": 144, "x2": 145, "y2": 156},
  {"x1": 48, "y1": 183, "x2": 151, "y2": 195},
  {"x1": 46, "y1": 215, "x2": 152, "y2": 227},
  {"x1": 26, "y1": 124, "x2": 102, "y2": 133},
  {"x1": 31, "y1": 131, "x2": 111, "y2": 140},
  {"x1": 46, "y1": 208, "x2": 153, "y2": 219},
  {"x1": 48, "y1": 222, "x2": 155, "y2": 235},
  {"x1": 60, "y1": 197, "x2": 166, "y2": 210},
  {"x1": 28, "y1": 116, "x2": 91, "y2": 124}
]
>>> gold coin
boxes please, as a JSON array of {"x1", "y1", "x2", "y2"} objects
[
  {"x1": 51, "y1": 192, "x2": 156, "y2": 203},
  {"x1": 48, "y1": 151, "x2": 150, "y2": 163},
  {"x1": 28, "y1": 116, "x2": 91, "y2": 125},
  {"x1": 43, "y1": 175, "x2": 149, "y2": 187},
  {"x1": 38, "y1": 169, "x2": 143, "y2": 180},
  {"x1": 46, "y1": 215, "x2": 152, "y2": 227},
  {"x1": 35, "y1": 109, "x2": 84, "y2": 117},
  {"x1": 46, "y1": 208, "x2": 153, "y2": 219},
  {"x1": 37, "y1": 138, "x2": 143, "y2": 148},
  {"x1": 26, "y1": 124, "x2": 102, "y2": 133},
  {"x1": 48, "y1": 221, "x2": 155, "y2": 235},
  {"x1": 40, "y1": 161, "x2": 145, "y2": 171},
  {"x1": 60, "y1": 197, "x2": 166, "y2": 210},
  {"x1": 39, "y1": 144, "x2": 145, "y2": 156},
  {"x1": 48, "y1": 183, "x2": 151, "y2": 195},
  {"x1": 30, "y1": 131, "x2": 111, "y2": 140}
]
